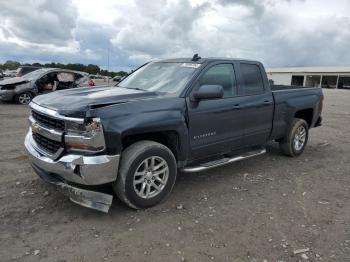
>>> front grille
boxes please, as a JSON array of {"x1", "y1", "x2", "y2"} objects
[
  {"x1": 32, "y1": 110, "x2": 65, "y2": 130},
  {"x1": 33, "y1": 132, "x2": 62, "y2": 154}
]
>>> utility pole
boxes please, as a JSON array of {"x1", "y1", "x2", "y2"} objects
[{"x1": 107, "y1": 40, "x2": 110, "y2": 85}]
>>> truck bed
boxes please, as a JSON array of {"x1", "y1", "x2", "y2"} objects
[{"x1": 269, "y1": 85, "x2": 323, "y2": 141}]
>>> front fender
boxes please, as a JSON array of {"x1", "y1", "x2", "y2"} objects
[
  {"x1": 14, "y1": 82, "x2": 34, "y2": 94},
  {"x1": 90, "y1": 97, "x2": 189, "y2": 163}
]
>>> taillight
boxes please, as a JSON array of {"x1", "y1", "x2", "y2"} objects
[
  {"x1": 16, "y1": 72, "x2": 22, "y2": 77},
  {"x1": 320, "y1": 95, "x2": 324, "y2": 113}
]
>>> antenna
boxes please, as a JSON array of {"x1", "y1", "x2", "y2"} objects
[{"x1": 192, "y1": 54, "x2": 201, "y2": 61}]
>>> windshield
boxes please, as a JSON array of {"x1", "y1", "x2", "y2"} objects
[
  {"x1": 21, "y1": 69, "x2": 48, "y2": 80},
  {"x1": 118, "y1": 62, "x2": 200, "y2": 93}
]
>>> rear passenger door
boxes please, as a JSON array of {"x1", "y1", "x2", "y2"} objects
[{"x1": 238, "y1": 63, "x2": 274, "y2": 146}]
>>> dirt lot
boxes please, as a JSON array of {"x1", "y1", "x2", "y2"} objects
[{"x1": 0, "y1": 89, "x2": 349, "y2": 262}]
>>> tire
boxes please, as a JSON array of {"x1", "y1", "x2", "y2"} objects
[
  {"x1": 15, "y1": 92, "x2": 33, "y2": 105},
  {"x1": 279, "y1": 118, "x2": 309, "y2": 157},
  {"x1": 113, "y1": 140, "x2": 177, "y2": 209}
]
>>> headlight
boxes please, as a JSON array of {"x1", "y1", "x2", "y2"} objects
[
  {"x1": 86, "y1": 118, "x2": 103, "y2": 132},
  {"x1": 65, "y1": 118, "x2": 106, "y2": 152},
  {"x1": 65, "y1": 121, "x2": 86, "y2": 133},
  {"x1": 1, "y1": 82, "x2": 29, "y2": 90},
  {"x1": 1, "y1": 85, "x2": 15, "y2": 90}
]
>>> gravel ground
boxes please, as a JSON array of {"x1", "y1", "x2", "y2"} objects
[{"x1": 0, "y1": 89, "x2": 349, "y2": 262}]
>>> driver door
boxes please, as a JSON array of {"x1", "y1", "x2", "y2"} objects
[
  {"x1": 186, "y1": 63, "x2": 246, "y2": 160},
  {"x1": 35, "y1": 73, "x2": 55, "y2": 94}
]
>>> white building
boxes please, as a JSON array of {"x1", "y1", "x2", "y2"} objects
[{"x1": 266, "y1": 67, "x2": 350, "y2": 89}]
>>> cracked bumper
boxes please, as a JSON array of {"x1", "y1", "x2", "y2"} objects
[
  {"x1": 0, "y1": 90, "x2": 15, "y2": 101},
  {"x1": 32, "y1": 164, "x2": 113, "y2": 212},
  {"x1": 25, "y1": 131, "x2": 119, "y2": 212},
  {"x1": 25, "y1": 132, "x2": 120, "y2": 185}
]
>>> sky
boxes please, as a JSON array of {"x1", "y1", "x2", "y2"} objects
[{"x1": 0, "y1": 0, "x2": 350, "y2": 71}]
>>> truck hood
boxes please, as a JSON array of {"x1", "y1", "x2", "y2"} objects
[{"x1": 32, "y1": 86, "x2": 162, "y2": 117}]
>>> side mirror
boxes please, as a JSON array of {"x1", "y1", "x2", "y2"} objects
[{"x1": 192, "y1": 85, "x2": 224, "y2": 101}]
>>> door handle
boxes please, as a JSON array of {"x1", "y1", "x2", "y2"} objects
[
  {"x1": 232, "y1": 104, "x2": 241, "y2": 110},
  {"x1": 263, "y1": 100, "x2": 272, "y2": 105}
]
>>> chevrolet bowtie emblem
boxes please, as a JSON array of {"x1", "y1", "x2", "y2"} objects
[{"x1": 31, "y1": 122, "x2": 39, "y2": 134}]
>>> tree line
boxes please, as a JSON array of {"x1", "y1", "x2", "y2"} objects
[{"x1": 0, "y1": 60, "x2": 129, "y2": 77}]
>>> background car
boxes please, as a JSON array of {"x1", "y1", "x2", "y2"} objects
[
  {"x1": 89, "y1": 74, "x2": 112, "y2": 85},
  {"x1": 0, "y1": 68, "x2": 88, "y2": 104},
  {"x1": 4, "y1": 70, "x2": 17, "y2": 77},
  {"x1": 113, "y1": 75, "x2": 125, "y2": 83},
  {"x1": 15, "y1": 66, "x2": 41, "y2": 77}
]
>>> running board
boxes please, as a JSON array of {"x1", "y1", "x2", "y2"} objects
[{"x1": 181, "y1": 147, "x2": 266, "y2": 173}]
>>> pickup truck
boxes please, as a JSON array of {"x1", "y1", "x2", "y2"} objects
[{"x1": 24, "y1": 56, "x2": 323, "y2": 212}]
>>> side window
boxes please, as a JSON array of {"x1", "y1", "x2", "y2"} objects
[
  {"x1": 198, "y1": 64, "x2": 236, "y2": 98},
  {"x1": 57, "y1": 72, "x2": 74, "y2": 82},
  {"x1": 74, "y1": 73, "x2": 83, "y2": 81},
  {"x1": 240, "y1": 63, "x2": 265, "y2": 95}
]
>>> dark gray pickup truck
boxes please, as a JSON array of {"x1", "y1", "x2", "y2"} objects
[{"x1": 24, "y1": 56, "x2": 323, "y2": 212}]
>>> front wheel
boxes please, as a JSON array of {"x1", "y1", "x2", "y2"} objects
[
  {"x1": 279, "y1": 118, "x2": 309, "y2": 157},
  {"x1": 113, "y1": 140, "x2": 177, "y2": 209},
  {"x1": 15, "y1": 92, "x2": 33, "y2": 105}
]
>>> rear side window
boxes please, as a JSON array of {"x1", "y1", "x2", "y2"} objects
[
  {"x1": 240, "y1": 63, "x2": 264, "y2": 95},
  {"x1": 198, "y1": 64, "x2": 237, "y2": 97},
  {"x1": 57, "y1": 72, "x2": 74, "y2": 82}
]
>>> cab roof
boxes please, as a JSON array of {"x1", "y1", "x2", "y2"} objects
[{"x1": 158, "y1": 57, "x2": 260, "y2": 64}]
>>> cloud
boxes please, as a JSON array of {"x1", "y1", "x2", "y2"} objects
[
  {"x1": 111, "y1": 0, "x2": 210, "y2": 61},
  {"x1": 0, "y1": 0, "x2": 350, "y2": 70},
  {"x1": 217, "y1": 0, "x2": 265, "y2": 17},
  {"x1": 110, "y1": 0, "x2": 350, "y2": 68},
  {"x1": 0, "y1": 0, "x2": 77, "y2": 45}
]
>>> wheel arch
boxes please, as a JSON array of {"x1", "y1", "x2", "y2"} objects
[
  {"x1": 14, "y1": 90, "x2": 35, "y2": 104},
  {"x1": 121, "y1": 131, "x2": 183, "y2": 164},
  {"x1": 294, "y1": 108, "x2": 313, "y2": 128}
]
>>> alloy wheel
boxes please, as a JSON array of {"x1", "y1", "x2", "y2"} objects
[
  {"x1": 18, "y1": 93, "x2": 32, "y2": 105},
  {"x1": 293, "y1": 125, "x2": 306, "y2": 151},
  {"x1": 133, "y1": 156, "x2": 169, "y2": 199}
]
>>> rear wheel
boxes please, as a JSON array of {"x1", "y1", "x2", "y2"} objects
[
  {"x1": 113, "y1": 140, "x2": 177, "y2": 209},
  {"x1": 15, "y1": 92, "x2": 33, "y2": 105},
  {"x1": 279, "y1": 118, "x2": 309, "y2": 157}
]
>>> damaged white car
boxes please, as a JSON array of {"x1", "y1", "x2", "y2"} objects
[{"x1": 0, "y1": 68, "x2": 89, "y2": 104}]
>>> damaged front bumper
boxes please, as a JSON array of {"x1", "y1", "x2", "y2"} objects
[
  {"x1": 32, "y1": 164, "x2": 113, "y2": 213},
  {"x1": 0, "y1": 89, "x2": 15, "y2": 101},
  {"x1": 25, "y1": 131, "x2": 120, "y2": 213}
]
